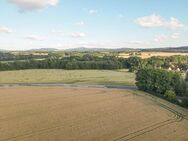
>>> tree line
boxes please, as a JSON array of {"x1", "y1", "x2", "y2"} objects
[
  {"x1": 0, "y1": 55, "x2": 123, "y2": 71},
  {"x1": 0, "y1": 54, "x2": 188, "y2": 71},
  {"x1": 0, "y1": 52, "x2": 48, "y2": 61},
  {"x1": 125, "y1": 56, "x2": 188, "y2": 72},
  {"x1": 136, "y1": 69, "x2": 188, "y2": 107}
]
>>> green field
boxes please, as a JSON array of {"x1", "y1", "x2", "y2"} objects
[{"x1": 0, "y1": 69, "x2": 135, "y2": 86}]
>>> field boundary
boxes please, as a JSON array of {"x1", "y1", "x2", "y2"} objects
[{"x1": 0, "y1": 83, "x2": 137, "y2": 90}]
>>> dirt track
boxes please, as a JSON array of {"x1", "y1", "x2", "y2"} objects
[
  {"x1": 0, "y1": 86, "x2": 188, "y2": 141},
  {"x1": 0, "y1": 83, "x2": 137, "y2": 90}
]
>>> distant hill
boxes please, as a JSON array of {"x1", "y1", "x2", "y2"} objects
[
  {"x1": 64, "y1": 46, "x2": 188, "y2": 52},
  {"x1": 65, "y1": 47, "x2": 139, "y2": 52},
  {"x1": 0, "y1": 49, "x2": 8, "y2": 52},
  {"x1": 1, "y1": 46, "x2": 188, "y2": 52},
  {"x1": 27, "y1": 48, "x2": 59, "y2": 52},
  {"x1": 142, "y1": 46, "x2": 188, "y2": 52}
]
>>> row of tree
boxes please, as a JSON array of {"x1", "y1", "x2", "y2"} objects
[
  {"x1": 0, "y1": 54, "x2": 188, "y2": 72},
  {"x1": 136, "y1": 69, "x2": 188, "y2": 107},
  {"x1": 125, "y1": 56, "x2": 188, "y2": 72},
  {"x1": 0, "y1": 52, "x2": 48, "y2": 61},
  {"x1": 0, "y1": 55, "x2": 123, "y2": 71}
]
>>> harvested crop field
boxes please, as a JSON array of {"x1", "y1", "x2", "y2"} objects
[
  {"x1": 119, "y1": 52, "x2": 188, "y2": 59},
  {"x1": 0, "y1": 86, "x2": 188, "y2": 141}
]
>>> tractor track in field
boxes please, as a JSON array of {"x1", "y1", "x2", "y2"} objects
[
  {"x1": 113, "y1": 118, "x2": 182, "y2": 141},
  {"x1": 112, "y1": 94, "x2": 186, "y2": 141},
  {"x1": 0, "y1": 83, "x2": 187, "y2": 141},
  {"x1": 112, "y1": 107, "x2": 184, "y2": 141},
  {"x1": 1, "y1": 100, "x2": 184, "y2": 141}
]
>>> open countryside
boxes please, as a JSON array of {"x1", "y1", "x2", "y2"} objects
[
  {"x1": 1, "y1": 0, "x2": 188, "y2": 141},
  {"x1": 0, "y1": 86, "x2": 188, "y2": 141}
]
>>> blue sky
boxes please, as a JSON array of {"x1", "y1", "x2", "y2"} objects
[{"x1": 0, "y1": 0, "x2": 188, "y2": 50}]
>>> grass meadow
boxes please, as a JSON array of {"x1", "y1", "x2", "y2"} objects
[{"x1": 0, "y1": 69, "x2": 135, "y2": 86}]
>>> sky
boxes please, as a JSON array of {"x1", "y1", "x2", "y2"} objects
[{"x1": 0, "y1": 0, "x2": 188, "y2": 50}]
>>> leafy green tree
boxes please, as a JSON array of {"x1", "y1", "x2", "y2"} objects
[
  {"x1": 182, "y1": 97, "x2": 188, "y2": 107},
  {"x1": 146, "y1": 57, "x2": 164, "y2": 69},
  {"x1": 65, "y1": 62, "x2": 79, "y2": 70},
  {"x1": 136, "y1": 69, "x2": 182, "y2": 96},
  {"x1": 126, "y1": 56, "x2": 142, "y2": 72},
  {"x1": 186, "y1": 72, "x2": 188, "y2": 81}
]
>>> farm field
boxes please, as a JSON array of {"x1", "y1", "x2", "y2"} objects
[
  {"x1": 0, "y1": 69, "x2": 135, "y2": 86},
  {"x1": 119, "y1": 52, "x2": 188, "y2": 59},
  {"x1": 0, "y1": 86, "x2": 187, "y2": 141}
]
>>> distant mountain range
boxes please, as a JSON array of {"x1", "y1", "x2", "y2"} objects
[
  {"x1": 143, "y1": 46, "x2": 188, "y2": 52},
  {"x1": 27, "y1": 48, "x2": 59, "y2": 52},
  {"x1": 0, "y1": 46, "x2": 188, "y2": 52},
  {"x1": 64, "y1": 46, "x2": 188, "y2": 52},
  {"x1": 0, "y1": 49, "x2": 8, "y2": 52},
  {"x1": 64, "y1": 47, "x2": 138, "y2": 52}
]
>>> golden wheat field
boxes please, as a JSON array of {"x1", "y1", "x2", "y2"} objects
[
  {"x1": 119, "y1": 52, "x2": 188, "y2": 59},
  {"x1": 0, "y1": 86, "x2": 188, "y2": 141}
]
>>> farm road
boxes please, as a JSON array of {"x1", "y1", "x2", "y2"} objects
[{"x1": 0, "y1": 83, "x2": 137, "y2": 90}]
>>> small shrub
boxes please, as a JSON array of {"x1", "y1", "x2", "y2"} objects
[
  {"x1": 186, "y1": 72, "x2": 188, "y2": 82},
  {"x1": 182, "y1": 97, "x2": 188, "y2": 107},
  {"x1": 164, "y1": 90, "x2": 176, "y2": 101}
]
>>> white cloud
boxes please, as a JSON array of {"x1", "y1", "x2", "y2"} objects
[
  {"x1": 154, "y1": 34, "x2": 169, "y2": 42},
  {"x1": 168, "y1": 18, "x2": 184, "y2": 29},
  {"x1": 25, "y1": 35, "x2": 45, "y2": 41},
  {"x1": 75, "y1": 21, "x2": 85, "y2": 26},
  {"x1": 7, "y1": 0, "x2": 59, "y2": 11},
  {"x1": 89, "y1": 9, "x2": 98, "y2": 14},
  {"x1": 69, "y1": 32, "x2": 86, "y2": 38},
  {"x1": 136, "y1": 14, "x2": 184, "y2": 29},
  {"x1": 0, "y1": 26, "x2": 13, "y2": 33},
  {"x1": 51, "y1": 29, "x2": 64, "y2": 34},
  {"x1": 154, "y1": 33, "x2": 180, "y2": 42},
  {"x1": 51, "y1": 30, "x2": 86, "y2": 38},
  {"x1": 126, "y1": 40, "x2": 150, "y2": 45},
  {"x1": 171, "y1": 33, "x2": 180, "y2": 39}
]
